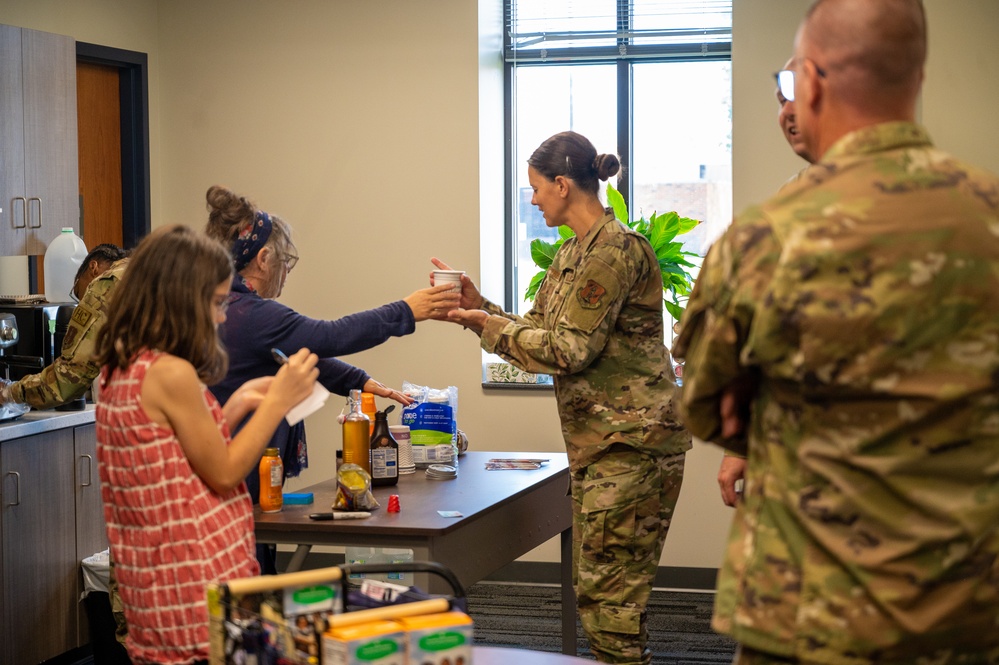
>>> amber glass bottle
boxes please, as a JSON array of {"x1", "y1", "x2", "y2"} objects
[
  {"x1": 342, "y1": 389, "x2": 371, "y2": 474},
  {"x1": 259, "y1": 448, "x2": 283, "y2": 513},
  {"x1": 370, "y1": 405, "x2": 399, "y2": 487}
]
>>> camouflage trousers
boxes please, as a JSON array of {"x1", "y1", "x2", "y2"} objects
[
  {"x1": 732, "y1": 644, "x2": 999, "y2": 665},
  {"x1": 108, "y1": 551, "x2": 128, "y2": 645},
  {"x1": 571, "y1": 447, "x2": 686, "y2": 665}
]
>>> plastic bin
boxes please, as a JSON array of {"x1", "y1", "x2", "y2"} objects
[{"x1": 81, "y1": 549, "x2": 131, "y2": 665}]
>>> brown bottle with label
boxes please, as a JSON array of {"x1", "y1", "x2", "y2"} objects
[
  {"x1": 370, "y1": 405, "x2": 399, "y2": 487},
  {"x1": 342, "y1": 389, "x2": 371, "y2": 474}
]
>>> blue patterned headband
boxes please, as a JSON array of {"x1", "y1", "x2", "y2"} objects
[{"x1": 232, "y1": 210, "x2": 272, "y2": 271}]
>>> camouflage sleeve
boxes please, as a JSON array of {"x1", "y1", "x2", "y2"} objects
[
  {"x1": 480, "y1": 247, "x2": 631, "y2": 375},
  {"x1": 671, "y1": 206, "x2": 780, "y2": 452},
  {"x1": 7, "y1": 278, "x2": 111, "y2": 409}
]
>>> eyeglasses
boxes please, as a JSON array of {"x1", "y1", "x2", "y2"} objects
[
  {"x1": 283, "y1": 252, "x2": 299, "y2": 272},
  {"x1": 774, "y1": 59, "x2": 827, "y2": 103},
  {"x1": 69, "y1": 281, "x2": 80, "y2": 303}
]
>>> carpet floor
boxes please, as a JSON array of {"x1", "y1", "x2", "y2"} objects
[{"x1": 465, "y1": 582, "x2": 737, "y2": 663}]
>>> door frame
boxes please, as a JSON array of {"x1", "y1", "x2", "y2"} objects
[{"x1": 75, "y1": 42, "x2": 150, "y2": 249}]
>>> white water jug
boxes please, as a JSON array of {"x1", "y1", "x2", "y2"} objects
[{"x1": 44, "y1": 228, "x2": 88, "y2": 303}]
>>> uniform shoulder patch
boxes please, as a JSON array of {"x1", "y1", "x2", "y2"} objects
[
  {"x1": 577, "y1": 279, "x2": 607, "y2": 308},
  {"x1": 71, "y1": 306, "x2": 94, "y2": 328}
]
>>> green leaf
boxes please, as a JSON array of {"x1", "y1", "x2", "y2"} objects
[
  {"x1": 530, "y1": 238, "x2": 560, "y2": 270},
  {"x1": 606, "y1": 184, "x2": 628, "y2": 222},
  {"x1": 558, "y1": 225, "x2": 576, "y2": 241},
  {"x1": 664, "y1": 299, "x2": 684, "y2": 321},
  {"x1": 524, "y1": 269, "x2": 547, "y2": 301}
]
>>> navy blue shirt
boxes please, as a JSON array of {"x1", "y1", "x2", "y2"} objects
[{"x1": 211, "y1": 277, "x2": 416, "y2": 501}]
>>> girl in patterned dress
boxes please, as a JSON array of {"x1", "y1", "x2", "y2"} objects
[{"x1": 93, "y1": 225, "x2": 318, "y2": 664}]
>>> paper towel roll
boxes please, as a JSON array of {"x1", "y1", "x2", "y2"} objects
[{"x1": 0, "y1": 256, "x2": 29, "y2": 295}]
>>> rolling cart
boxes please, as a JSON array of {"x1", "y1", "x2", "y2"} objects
[{"x1": 207, "y1": 561, "x2": 467, "y2": 664}]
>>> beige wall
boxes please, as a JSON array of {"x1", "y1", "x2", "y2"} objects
[{"x1": 2, "y1": 0, "x2": 996, "y2": 574}]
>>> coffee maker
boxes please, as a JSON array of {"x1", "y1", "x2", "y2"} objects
[{"x1": 0, "y1": 303, "x2": 72, "y2": 381}]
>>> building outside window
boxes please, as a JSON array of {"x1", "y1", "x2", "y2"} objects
[{"x1": 503, "y1": 0, "x2": 733, "y2": 321}]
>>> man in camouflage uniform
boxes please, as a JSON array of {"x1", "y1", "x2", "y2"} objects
[
  {"x1": 2, "y1": 245, "x2": 128, "y2": 408},
  {"x1": 435, "y1": 131, "x2": 690, "y2": 663},
  {"x1": 1, "y1": 245, "x2": 130, "y2": 648},
  {"x1": 673, "y1": 0, "x2": 999, "y2": 662}
]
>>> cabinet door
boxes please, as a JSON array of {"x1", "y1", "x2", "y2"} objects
[
  {"x1": 75, "y1": 423, "x2": 106, "y2": 562},
  {"x1": 1, "y1": 429, "x2": 78, "y2": 664},
  {"x1": 21, "y1": 27, "x2": 79, "y2": 254},
  {"x1": 0, "y1": 25, "x2": 27, "y2": 256},
  {"x1": 75, "y1": 423, "x2": 107, "y2": 646}
]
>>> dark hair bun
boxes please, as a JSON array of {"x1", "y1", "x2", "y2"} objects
[{"x1": 593, "y1": 154, "x2": 621, "y2": 181}]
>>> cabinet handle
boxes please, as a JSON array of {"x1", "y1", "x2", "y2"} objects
[
  {"x1": 27, "y1": 197, "x2": 42, "y2": 229},
  {"x1": 5, "y1": 471, "x2": 20, "y2": 506},
  {"x1": 12, "y1": 197, "x2": 27, "y2": 229},
  {"x1": 80, "y1": 453, "x2": 93, "y2": 487}
]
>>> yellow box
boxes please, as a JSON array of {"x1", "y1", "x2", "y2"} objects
[
  {"x1": 322, "y1": 620, "x2": 406, "y2": 665},
  {"x1": 398, "y1": 611, "x2": 473, "y2": 665}
]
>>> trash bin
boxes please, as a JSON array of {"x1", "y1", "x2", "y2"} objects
[{"x1": 81, "y1": 549, "x2": 131, "y2": 664}]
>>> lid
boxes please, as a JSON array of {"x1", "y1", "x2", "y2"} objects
[
  {"x1": 361, "y1": 392, "x2": 376, "y2": 410},
  {"x1": 264, "y1": 447, "x2": 279, "y2": 456}
]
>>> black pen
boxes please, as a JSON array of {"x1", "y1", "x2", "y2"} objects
[{"x1": 271, "y1": 347, "x2": 289, "y2": 365}]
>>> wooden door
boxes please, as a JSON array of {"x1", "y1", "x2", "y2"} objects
[{"x1": 76, "y1": 62, "x2": 123, "y2": 251}]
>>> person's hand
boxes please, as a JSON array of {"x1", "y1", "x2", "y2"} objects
[
  {"x1": 232, "y1": 376, "x2": 275, "y2": 413},
  {"x1": 404, "y1": 284, "x2": 463, "y2": 322},
  {"x1": 270, "y1": 348, "x2": 319, "y2": 411},
  {"x1": 445, "y1": 308, "x2": 489, "y2": 333},
  {"x1": 430, "y1": 257, "x2": 484, "y2": 310},
  {"x1": 718, "y1": 455, "x2": 747, "y2": 507},
  {"x1": 363, "y1": 378, "x2": 414, "y2": 406}
]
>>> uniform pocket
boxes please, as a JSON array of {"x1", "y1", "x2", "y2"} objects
[{"x1": 579, "y1": 462, "x2": 660, "y2": 565}]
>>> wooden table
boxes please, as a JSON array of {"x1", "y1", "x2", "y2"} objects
[
  {"x1": 254, "y1": 451, "x2": 578, "y2": 654},
  {"x1": 474, "y1": 645, "x2": 592, "y2": 663}
]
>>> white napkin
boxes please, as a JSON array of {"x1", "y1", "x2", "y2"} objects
[{"x1": 285, "y1": 382, "x2": 330, "y2": 425}]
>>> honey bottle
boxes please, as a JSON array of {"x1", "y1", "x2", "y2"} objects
[
  {"x1": 342, "y1": 389, "x2": 371, "y2": 474},
  {"x1": 259, "y1": 447, "x2": 283, "y2": 513},
  {"x1": 370, "y1": 405, "x2": 399, "y2": 487}
]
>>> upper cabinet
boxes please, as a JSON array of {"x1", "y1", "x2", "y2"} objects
[{"x1": 0, "y1": 24, "x2": 79, "y2": 256}]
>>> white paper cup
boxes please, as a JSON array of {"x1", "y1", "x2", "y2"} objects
[
  {"x1": 390, "y1": 425, "x2": 416, "y2": 474},
  {"x1": 433, "y1": 270, "x2": 464, "y2": 313},
  {"x1": 433, "y1": 270, "x2": 464, "y2": 293}
]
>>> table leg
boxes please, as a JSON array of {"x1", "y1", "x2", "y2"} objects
[
  {"x1": 285, "y1": 544, "x2": 313, "y2": 573},
  {"x1": 560, "y1": 526, "x2": 576, "y2": 655}
]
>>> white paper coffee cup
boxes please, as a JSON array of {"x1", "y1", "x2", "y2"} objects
[{"x1": 433, "y1": 270, "x2": 464, "y2": 293}]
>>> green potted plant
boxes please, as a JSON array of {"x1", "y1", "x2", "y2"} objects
[{"x1": 525, "y1": 184, "x2": 700, "y2": 321}]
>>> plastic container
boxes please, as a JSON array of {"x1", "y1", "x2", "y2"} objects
[
  {"x1": 259, "y1": 447, "x2": 284, "y2": 513},
  {"x1": 344, "y1": 547, "x2": 414, "y2": 584},
  {"x1": 43, "y1": 228, "x2": 87, "y2": 303}
]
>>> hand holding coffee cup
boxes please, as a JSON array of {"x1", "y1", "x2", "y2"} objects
[
  {"x1": 403, "y1": 283, "x2": 462, "y2": 321},
  {"x1": 430, "y1": 257, "x2": 484, "y2": 310}
]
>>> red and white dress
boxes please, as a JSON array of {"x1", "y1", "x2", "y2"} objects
[{"x1": 96, "y1": 349, "x2": 259, "y2": 665}]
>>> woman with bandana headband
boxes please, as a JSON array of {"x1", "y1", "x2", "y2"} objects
[{"x1": 205, "y1": 184, "x2": 459, "y2": 572}]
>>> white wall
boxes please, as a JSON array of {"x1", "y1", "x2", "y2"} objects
[{"x1": 2, "y1": 0, "x2": 996, "y2": 574}]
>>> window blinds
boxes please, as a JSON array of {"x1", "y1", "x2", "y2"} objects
[{"x1": 505, "y1": 0, "x2": 732, "y2": 63}]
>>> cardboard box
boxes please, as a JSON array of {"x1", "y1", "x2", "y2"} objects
[
  {"x1": 323, "y1": 620, "x2": 405, "y2": 665},
  {"x1": 398, "y1": 611, "x2": 473, "y2": 665}
]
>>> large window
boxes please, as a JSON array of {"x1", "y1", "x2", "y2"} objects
[{"x1": 504, "y1": 0, "x2": 733, "y2": 315}]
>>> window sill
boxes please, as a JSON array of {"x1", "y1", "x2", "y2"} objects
[{"x1": 481, "y1": 357, "x2": 553, "y2": 390}]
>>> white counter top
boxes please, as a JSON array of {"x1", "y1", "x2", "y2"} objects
[{"x1": 0, "y1": 404, "x2": 96, "y2": 441}]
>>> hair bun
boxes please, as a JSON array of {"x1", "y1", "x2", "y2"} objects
[{"x1": 593, "y1": 153, "x2": 621, "y2": 181}]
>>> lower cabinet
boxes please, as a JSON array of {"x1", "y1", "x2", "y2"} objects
[{"x1": 0, "y1": 423, "x2": 107, "y2": 664}]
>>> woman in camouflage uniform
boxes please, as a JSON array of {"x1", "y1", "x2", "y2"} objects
[{"x1": 435, "y1": 131, "x2": 691, "y2": 665}]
